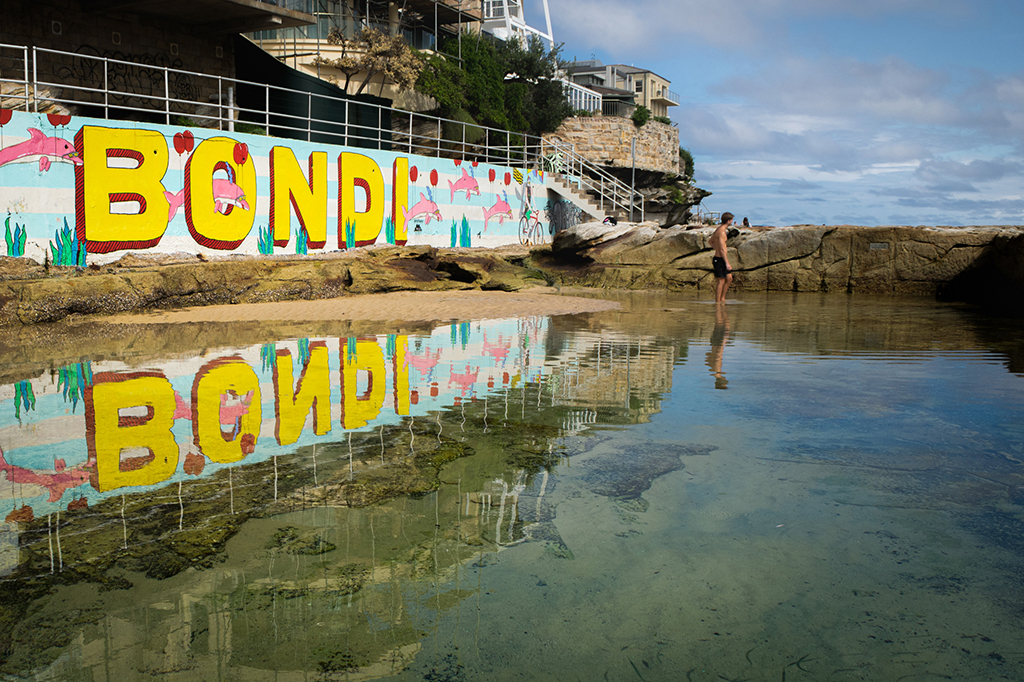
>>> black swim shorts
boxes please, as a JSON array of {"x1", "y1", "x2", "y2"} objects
[{"x1": 712, "y1": 256, "x2": 729, "y2": 278}]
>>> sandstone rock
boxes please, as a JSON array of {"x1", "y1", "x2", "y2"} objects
[
  {"x1": 545, "y1": 222, "x2": 1024, "y2": 298},
  {"x1": 0, "y1": 248, "x2": 548, "y2": 326}
]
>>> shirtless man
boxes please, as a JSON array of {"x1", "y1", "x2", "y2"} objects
[{"x1": 710, "y1": 212, "x2": 734, "y2": 302}]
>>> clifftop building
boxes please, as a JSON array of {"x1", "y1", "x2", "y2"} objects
[
  {"x1": 564, "y1": 59, "x2": 680, "y2": 119},
  {"x1": 248, "y1": 0, "x2": 553, "y2": 103}
]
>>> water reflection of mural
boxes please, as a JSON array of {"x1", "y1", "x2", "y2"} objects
[
  {"x1": 0, "y1": 317, "x2": 561, "y2": 521},
  {"x1": 0, "y1": 309, "x2": 686, "y2": 679}
]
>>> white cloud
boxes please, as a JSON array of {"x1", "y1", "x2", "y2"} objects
[
  {"x1": 541, "y1": 0, "x2": 1022, "y2": 225},
  {"x1": 544, "y1": 0, "x2": 973, "y2": 57}
]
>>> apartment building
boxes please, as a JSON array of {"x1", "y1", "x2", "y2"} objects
[
  {"x1": 564, "y1": 59, "x2": 680, "y2": 119},
  {"x1": 248, "y1": 0, "x2": 551, "y2": 103}
]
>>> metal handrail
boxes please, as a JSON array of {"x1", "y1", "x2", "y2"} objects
[
  {"x1": 0, "y1": 42, "x2": 545, "y2": 167},
  {"x1": 543, "y1": 138, "x2": 643, "y2": 222},
  {"x1": 1, "y1": 41, "x2": 638, "y2": 220}
]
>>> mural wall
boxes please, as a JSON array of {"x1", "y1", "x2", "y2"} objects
[{"x1": 0, "y1": 109, "x2": 557, "y2": 263}]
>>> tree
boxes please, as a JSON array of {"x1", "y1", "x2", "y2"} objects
[
  {"x1": 415, "y1": 32, "x2": 573, "y2": 137},
  {"x1": 314, "y1": 28, "x2": 424, "y2": 97}
]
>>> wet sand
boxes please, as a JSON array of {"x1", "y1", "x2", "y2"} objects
[{"x1": 102, "y1": 288, "x2": 619, "y2": 324}]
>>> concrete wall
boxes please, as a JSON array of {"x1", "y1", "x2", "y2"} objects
[
  {"x1": 2, "y1": 0, "x2": 235, "y2": 118},
  {"x1": 544, "y1": 116, "x2": 679, "y2": 175}
]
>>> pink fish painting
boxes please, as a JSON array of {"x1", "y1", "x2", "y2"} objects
[
  {"x1": 483, "y1": 191, "x2": 512, "y2": 232},
  {"x1": 403, "y1": 191, "x2": 442, "y2": 225},
  {"x1": 0, "y1": 128, "x2": 82, "y2": 172},
  {"x1": 0, "y1": 446, "x2": 91, "y2": 503},
  {"x1": 164, "y1": 179, "x2": 251, "y2": 222},
  {"x1": 448, "y1": 168, "x2": 480, "y2": 201}
]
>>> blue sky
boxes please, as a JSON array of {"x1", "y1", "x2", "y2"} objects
[{"x1": 526, "y1": 0, "x2": 1024, "y2": 226}]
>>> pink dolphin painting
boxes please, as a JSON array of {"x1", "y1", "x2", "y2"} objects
[
  {"x1": 448, "y1": 364, "x2": 479, "y2": 396},
  {"x1": 405, "y1": 348, "x2": 443, "y2": 376},
  {"x1": 482, "y1": 334, "x2": 510, "y2": 363},
  {"x1": 483, "y1": 192, "x2": 512, "y2": 232},
  {"x1": 403, "y1": 192, "x2": 442, "y2": 225},
  {"x1": 0, "y1": 128, "x2": 82, "y2": 172},
  {"x1": 164, "y1": 179, "x2": 251, "y2": 222},
  {"x1": 220, "y1": 391, "x2": 253, "y2": 425},
  {"x1": 448, "y1": 168, "x2": 480, "y2": 201},
  {"x1": 173, "y1": 391, "x2": 192, "y2": 420},
  {"x1": 0, "y1": 446, "x2": 91, "y2": 503}
]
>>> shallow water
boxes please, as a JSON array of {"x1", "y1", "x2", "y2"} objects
[{"x1": 0, "y1": 291, "x2": 1022, "y2": 681}]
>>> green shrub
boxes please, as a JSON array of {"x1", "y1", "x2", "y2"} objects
[
  {"x1": 631, "y1": 105, "x2": 650, "y2": 127},
  {"x1": 235, "y1": 122, "x2": 267, "y2": 136}
]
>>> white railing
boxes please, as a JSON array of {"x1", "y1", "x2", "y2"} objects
[
  {"x1": 561, "y1": 79, "x2": 600, "y2": 114},
  {"x1": 0, "y1": 41, "x2": 640, "y2": 221},
  {"x1": 483, "y1": 0, "x2": 520, "y2": 20}
]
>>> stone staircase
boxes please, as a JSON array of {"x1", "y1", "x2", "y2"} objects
[{"x1": 544, "y1": 173, "x2": 615, "y2": 222}]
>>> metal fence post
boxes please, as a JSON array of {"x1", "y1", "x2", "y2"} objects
[
  {"x1": 22, "y1": 45, "x2": 30, "y2": 112},
  {"x1": 307, "y1": 92, "x2": 312, "y2": 142},
  {"x1": 31, "y1": 47, "x2": 37, "y2": 113},
  {"x1": 165, "y1": 70, "x2": 171, "y2": 125},
  {"x1": 103, "y1": 57, "x2": 109, "y2": 119}
]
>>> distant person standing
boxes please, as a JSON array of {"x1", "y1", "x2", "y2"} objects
[
  {"x1": 742, "y1": 217, "x2": 750, "y2": 227},
  {"x1": 710, "y1": 212, "x2": 734, "y2": 302}
]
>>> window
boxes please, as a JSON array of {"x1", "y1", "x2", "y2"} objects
[{"x1": 635, "y1": 81, "x2": 643, "y2": 93}]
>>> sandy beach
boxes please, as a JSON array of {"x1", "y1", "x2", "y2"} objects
[{"x1": 102, "y1": 288, "x2": 620, "y2": 324}]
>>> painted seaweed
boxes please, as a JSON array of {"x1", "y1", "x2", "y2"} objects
[
  {"x1": 296, "y1": 225, "x2": 309, "y2": 255},
  {"x1": 257, "y1": 225, "x2": 273, "y2": 255},
  {"x1": 261, "y1": 343, "x2": 277, "y2": 373},
  {"x1": 5, "y1": 216, "x2": 27, "y2": 257},
  {"x1": 49, "y1": 217, "x2": 85, "y2": 267},
  {"x1": 344, "y1": 218, "x2": 356, "y2": 249},
  {"x1": 57, "y1": 361, "x2": 92, "y2": 412},
  {"x1": 13, "y1": 381, "x2": 35, "y2": 420}
]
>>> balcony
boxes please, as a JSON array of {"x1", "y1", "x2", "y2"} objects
[{"x1": 652, "y1": 88, "x2": 680, "y2": 106}]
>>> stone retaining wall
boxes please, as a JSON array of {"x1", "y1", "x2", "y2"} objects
[{"x1": 544, "y1": 117, "x2": 679, "y2": 175}]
